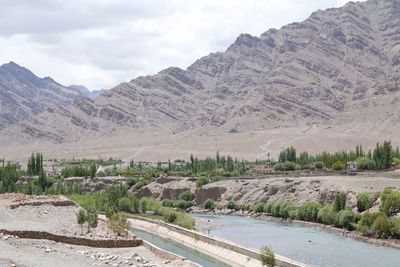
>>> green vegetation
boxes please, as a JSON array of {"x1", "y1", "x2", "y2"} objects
[
  {"x1": 380, "y1": 189, "x2": 400, "y2": 215},
  {"x1": 107, "y1": 213, "x2": 132, "y2": 236},
  {"x1": 204, "y1": 199, "x2": 216, "y2": 210},
  {"x1": 227, "y1": 200, "x2": 238, "y2": 210},
  {"x1": 298, "y1": 202, "x2": 321, "y2": 222},
  {"x1": 260, "y1": 246, "x2": 275, "y2": 267},
  {"x1": 276, "y1": 141, "x2": 399, "y2": 172},
  {"x1": 27, "y1": 153, "x2": 43, "y2": 175},
  {"x1": 357, "y1": 192, "x2": 374, "y2": 212},
  {"x1": 69, "y1": 187, "x2": 195, "y2": 229},
  {"x1": 334, "y1": 193, "x2": 346, "y2": 212}
]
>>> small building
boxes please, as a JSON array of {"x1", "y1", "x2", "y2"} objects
[{"x1": 347, "y1": 161, "x2": 357, "y2": 171}]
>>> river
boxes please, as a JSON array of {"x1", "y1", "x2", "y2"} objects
[{"x1": 193, "y1": 214, "x2": 400, "y2": 267}]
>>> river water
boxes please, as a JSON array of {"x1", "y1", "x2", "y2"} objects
[{"x1": 193, "y1": 214, "x2": 400, "y2": 267}]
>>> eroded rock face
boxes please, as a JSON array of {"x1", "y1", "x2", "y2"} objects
[
  {"x1": 0, "y1": 62, "x2": 81, "y2": 131},
  {"x1": 160, "y1": 188, "x2": 190, "y2": 200},
  {"x1": 195, "y1": 187, "x2": 227, "y2": 206}
]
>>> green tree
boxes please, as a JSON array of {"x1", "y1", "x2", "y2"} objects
[
  {"x1": 334, "y1": 193, "x2": 346, "y2": 212},
  {"x1": 332, "y1": 161, "x2": 345, "y2": 170}
]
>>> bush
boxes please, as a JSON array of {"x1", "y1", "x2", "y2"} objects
[
  {"x1": 77, "y1": 209, "x2": 87, "y2": 225},
  {"x1": 227, "y1": 200, "x2": 238, "y2": 210},
  {"x1": 179, "y1": 191, "x2": 194, "y2": 201},
  {"x1": 332, "y1": 161, "x2": 345, "y2": 170},
  {"x1": 204, "y1": 199, "x2": 215, "y2": 210},
  {"x1": 335, "y1": 210, "x2": 357, "y2": 230},
  {"x1": 260, "y1": 246, "x2": 275, "y2": 266},
  {"x1": 372, "y1": 213, "x2": 390, "y2": 237},
  {"x1": 380, "y1": 189, "x2": 400, "y2": 215},
  {"x1": 140, "y1": 198, "x2": 149, "y2": 213},
  {"x1": 334, "y1": 192, "x2": 346, "y2": 212},
  {"x1": 357, "y1": 192, "x2": 374, "y2": 212},
  {"x1": 196, "y1": 176, "x2": 209, "y2": 188},
  {"x1": 314, "y1": 161, "x2": 324, "y2": 169},
  {"x1": 253, "y1": 203, "x2": 265, "y2": 213},
  {"x1": 86, "y1": 207, "x2": 98, "y2": 229},
  {"x1": 162, "y1": 199, "x2": 174, "y2": 207},
  {"x1": 105, "y1": 204, "x2": 118, "y2": 219},
  {"x1": 317, "y1": 204, "x2": 336, "y2": 225},
  {"x1": 298, "y1": 202, "x2": 321, "y2": 222},
  {"x1": 164, "y1": 211, "x2": 177, "y2": 223},
  {"x1": 356, "y1": 157, "x2": 375, "y2": 170},
  {"x1": 173, "y1": 199, "x2": 193, "y2": 209},
  {"x1": 108, "y1": 213, "x2": 132, "y2": 236},
  {"x1": 132, "y1": 198, "x2": 140, "y2": 213},
  {"x1": 118, "y1": 197, "x2": 133, "y2": 212},
  {"x1": 274, "y1": 162, "x2": 296, "y2": 171},
  {"x1": 357, "y1": 212, "x2": 393, "y2": 238}
]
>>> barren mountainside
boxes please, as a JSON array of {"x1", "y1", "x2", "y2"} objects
[
  {"x1": 1, "y1": 0, "x2": 400, "y2": 143},
  {"x1": 0, "y1": 62, "x2": 81, "y2": 130}
]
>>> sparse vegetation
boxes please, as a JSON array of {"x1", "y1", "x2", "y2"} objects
[{"x1": 260, "y1": 246, "x2": 275, "y2": 266}]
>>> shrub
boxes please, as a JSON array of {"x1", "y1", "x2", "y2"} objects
[
  {"x1": 317, "y1": 204, "x2": 336, "y2": 225},
  {"x1": 140, "y1": 198, "x2": 149, "y2": 213},
  {"x1": 356, "y1": 157, "x2": 375, "y2": 170},
  {"x1": 204, "y1": 199, "x2": 215, "y2": 210},
  {"x1": 196, "y1": 176, "x2": 209, "y2": 188},
  {"x1": 357, "y1": 192, "x2": 374, "y2": 212},
  {"x1": 274, "y1": 162, "x2": 296, "y2": 171},
  {"x1": 252, "y1": 203, "x2": 265, "y2": 213},
  {"x1": 164, "y1": 211, "x2": 177, "y2": 223},
  {"x1": 162, "y1": 199, "x2": 174, "y2": 207},
  {"x1": 288, "y1": 209, "x2": 298, "y2": 220},
  {"x1": 275, "y1": 201, "x2": 295, "y2": 219},
  {"x1": 108, "y1": 213, "x2": 132, "y2": 236},
  {"x1": 76, "y1": 209, "x2": 87, "y2": 234},
  {"x1": 314, "y1": 161, "x2": 324, "y2": 169},
  {"x1": 372, "y1": 213, "x2": 390, "y2": 237},
  {"x1": 380, "y1": 189, "x2": 400, "y2": 215},
  {"x1": 86, "y1": 207, "x2": 98, "y2": 229},
  {"x1": 260, "y1": 246, "x2": 275, "y2": 266},
  {"x1": 227, "y1": 200, "x2": 238, "y2": 210},
  {"x1": 118, "y1": 197, "x2": 133, "y2": 212},
  {"x1": 298, "y1": 202, "x2": 321, "y2": 222},
  {"x1": 179, "y1": 191, "x2": 194, "y2": 201},
  {"x1": 132, "y1": 197, "x2": 140, "y2": 213},
  {"x1": 332, "y1": 161, "x2": 345, "y2": 170},
  {"x1": 105, "y1": 204, "x2": 118, "y2": 219},
  {"x1": 334, "y1": 192, "x2": 346, "y2": 212},
  {"x1": 335, "y1": 210, "x2": 357, "y2": 230}
]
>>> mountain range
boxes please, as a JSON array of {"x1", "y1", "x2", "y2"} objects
[{"x1": 1, "y1": 0, "x2": 400, "y2": 159}]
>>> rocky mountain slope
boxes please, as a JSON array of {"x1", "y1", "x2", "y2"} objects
[
  {"x1": 68, "y1": 85, "x2": 105, "y2": 99},
  {"x1": 2, "y1": 0, "x2": 400, "y2": 143},
  {"x1": 0, "y1": 62, "x2": 81, "y2": 130}
]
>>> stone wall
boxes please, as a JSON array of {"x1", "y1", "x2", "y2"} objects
[{"x1": 0, "y1": 229, "x2": 142, "y2": 248}]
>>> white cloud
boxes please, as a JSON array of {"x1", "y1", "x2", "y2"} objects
[{"x1": 0, "y1": 0, "x2": 357, "y2": 90}]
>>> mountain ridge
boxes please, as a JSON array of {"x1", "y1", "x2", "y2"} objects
[{"x1": 1, "y1": 0, "x2": 400, "y2": 144}]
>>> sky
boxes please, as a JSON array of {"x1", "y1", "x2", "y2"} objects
[{"x1": 0, "y1": 0, "x2": 356, "y2": 91}]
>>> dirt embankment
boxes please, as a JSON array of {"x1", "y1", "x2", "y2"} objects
[{"x1": 138, "y1": 175, "x2": 400, "y2": 207}]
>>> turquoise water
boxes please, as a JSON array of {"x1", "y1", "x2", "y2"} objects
[
  {"x1": 132, "y1": 228, "x2": 228, "y2": 267},
  {"x1": 193, "y1": 214, "x2": 400, "y2": 267}
]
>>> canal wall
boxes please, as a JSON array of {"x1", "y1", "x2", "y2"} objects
[
  {"x1": 129, "y1": 217, "x2": 309, "y2": 267},
  {"x1": 142, "y1": 240, "x2": 201, "y2": 267}
]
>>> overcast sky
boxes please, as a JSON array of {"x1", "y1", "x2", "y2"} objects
[{"x1": 0, "y1": 0, "x2": 355, "y2": 90}]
